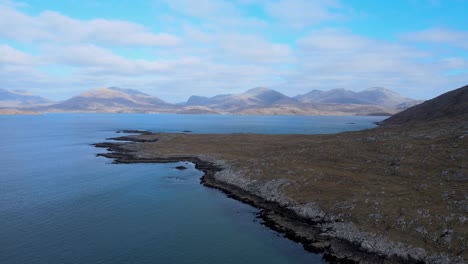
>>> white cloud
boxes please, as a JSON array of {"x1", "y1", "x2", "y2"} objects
[
  {"x1": 0, "y1": 45, "x2": 49, "y2": 93},
  {"x1": 403, "y1": 28, "x2": 468, "y2": 49},
  {"x1": 278, "y1": 29, "x2": 466, "y2": 98},
  {"x1": 169, "y1": 24, "x2": 294, "y2": 65},
  {"x1": 0, "y1": 1, "x2": 467, "y2": 102},
  {"x1": 0, "y1": 0, "x2": 27, "y2": 7},
  {"x1": 43, "y1": 44, "x2": 204, "y2": 77},
  {"x1": 0, "y1": 5, "x2": 180, "y2": 46},
  {"x1": 158, "y1": 0, "x2": 269, "y2": 32},
  {"x1": 297, "y1": 29, "x2": 427, "y2": 72},
  {"x1": 161, "y1": 0, "x2": 349, "y2": 31},
  {"x1": 0, "y1": 44, "x2": 37, "y2": 65},
  {"x1": 441, "y1": 57, "x2": 467, "y2": 69},
  {"x1": 208, "y1": 33, "x2": 293, "y2": 64},
  {"x1": 265, "y1": 0, "x2": 346, "y2": 28},
  {"x1": 161, "y1": 0, "x2": 239, "y2": 18},
  {"x1": 140, "y1": 61, "x2": 282, "y2": 100}
]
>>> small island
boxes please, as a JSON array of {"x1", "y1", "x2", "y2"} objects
[{"x1": 96, "y1": 86, "x2": 467, "y2": 263}]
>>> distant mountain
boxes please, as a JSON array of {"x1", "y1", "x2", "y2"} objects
[
  {"x1": 186, "y1": 94, "x2": 232, "y2": 108},
  {"x1": 41, "y1": 87, "x2": 173, "y2": 112},
  {"x1": 296, "y1": 88, "x2": 367, "y2": 105},
  {"x1": 186, "y1": 87, "x2": 298, "y2": 111},
  {"x1": 186, "y1": 87, "x2": 419, "y2": 115},
  {"x1": 2, "y1": 86, "x2": 423, "y2": 116},
  {"x1": 0, "y1": 89, "x2": 51, "y2": 107},
  {"x1": 381, "y1": 85, "x2": 468, "y2": 125},
  {"x1": 236, "y1": 103, "x2": 389, "y2": 116},
  {"x1": 295, "y1": 87, "x2": 420, "y2": 108}
]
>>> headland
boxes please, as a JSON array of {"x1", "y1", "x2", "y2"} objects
[{"x1": 94, "y1": 86, "x2": 468, "y2": 263}]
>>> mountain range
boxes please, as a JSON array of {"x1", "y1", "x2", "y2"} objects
[{"x1": 0, "y1": 86, "x2": 423, "y2": 115}]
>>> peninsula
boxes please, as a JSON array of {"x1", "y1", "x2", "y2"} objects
[{"x1": 95, "y1": 85, "x2": 467, "y2": 263}]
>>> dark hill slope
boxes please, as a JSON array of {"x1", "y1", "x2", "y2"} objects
[{"x1": 382, "y1": 85, "x2": 468, "y2": 125}]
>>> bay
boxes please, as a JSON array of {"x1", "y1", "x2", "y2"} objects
[{"x1": 0, "y1": 114, "x2": 384, "y2": 264}]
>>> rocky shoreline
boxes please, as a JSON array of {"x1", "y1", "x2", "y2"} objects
[{"x1": 93, "y1": 131, "x2": 462, "y2": 264}]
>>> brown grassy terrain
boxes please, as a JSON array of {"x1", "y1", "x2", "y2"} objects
[{"x1": 103, "y1": 115, "x2": 467, "y2": 262}]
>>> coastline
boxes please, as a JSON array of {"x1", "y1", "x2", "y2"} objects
[{"x1": 94, "y1": 131, "x2": 463, "y2": 264}]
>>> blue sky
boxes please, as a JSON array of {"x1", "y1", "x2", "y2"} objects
[{"x1": 1, "y1": 0, "x2": 467, "y2": 102}]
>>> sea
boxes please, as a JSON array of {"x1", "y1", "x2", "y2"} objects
[{"x1": 0, "y1": 114, "x2": 385, "y2": 264}]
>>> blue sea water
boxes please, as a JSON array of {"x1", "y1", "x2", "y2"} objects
[{"x1": 0, "y1": 114, "x2": 385, "y2": 264}]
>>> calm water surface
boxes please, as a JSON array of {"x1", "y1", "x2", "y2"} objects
[{"x1": 0, "y1": 114, "x2": 385, "y2": 264}]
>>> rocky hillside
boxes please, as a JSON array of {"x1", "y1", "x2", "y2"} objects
[{"x1": 382, "y1": 84, "x2": 468, "y2": 125}]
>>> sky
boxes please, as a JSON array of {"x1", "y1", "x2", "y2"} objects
[{"x1": 0, "y1": 0, "x2": 467, "y2": 102}]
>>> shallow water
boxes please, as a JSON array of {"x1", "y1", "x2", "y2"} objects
[{"x1": 0, "y1": 114, "x2": 384, "y2": 264}]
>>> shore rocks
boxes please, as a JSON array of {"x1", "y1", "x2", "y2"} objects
[{"x1": 93, "y1": 130, "x2": 467, "y2": 263}]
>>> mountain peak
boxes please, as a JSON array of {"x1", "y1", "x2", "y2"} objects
[
  {"x1": 243, "y1": 87, "x2": 274, "y2": 95},
  {"x1": 184, "y1": 87, "x2": 296, "y2": 111},
  {"x1": 365, "y1": 87, "x2": 391, "y2": 92},
  {"x1": 362, "y1": 87, "x2": 400, "y2": 97},
  {"x1": 78, "y1": 87, "x2": 150, "y2": 98},
  {"x1": 295, "y1": 87, "x2": 418, "y2": 108},
  {"x1": 45, "y1": 87, "x2": 171, "y2": 112},
  {"x1": 108, "y1": 87, "x2": 149, "y2": 96},
  {"x1": 242, "y1": 87, "x2": 295, "y2": 104},
  {"x1": 80, "y1": 87, "x2": 124, "y2": 98}
]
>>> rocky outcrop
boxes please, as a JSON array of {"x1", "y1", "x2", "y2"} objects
[
  {"x1": 206, "y1": 164, "x2": 458, "y2": 263},
  {"x1": 94, "y1": 132, "x2": 465, "y2": 263}
]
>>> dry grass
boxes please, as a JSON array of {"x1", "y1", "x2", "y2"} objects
[{"x1": 118, "y1": 117, "x2": 468, "y2": 259}]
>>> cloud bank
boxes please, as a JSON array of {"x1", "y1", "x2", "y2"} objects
[{"x1": 0, "y1": 0, "x2": 467, "y2": 101}]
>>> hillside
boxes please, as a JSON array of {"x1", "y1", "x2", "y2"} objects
[
  {"x1": 186, "y1": 87, "x2": 298, "y2": 111},
  {"x1": 295, "y1": 87, "x2": 421, "y2": 109},
  {"x1": 186, "y1": 87, "x2": 420, "y2": 115},
  {"x1": 42, "y1": 87, "x2": 173, "y2": 112},
  {"x1": 381, "y1": 84, "x2": 468, "y2": 125},
  {"x1": 2, "y1": 86, "x2": 422, "y2": 115},
  {"x1": 96, "y1": 85, "x2": 468, "y2": 262},
  {"x1": 0, "y1": 89, "x2": 51, "y2": 107}
]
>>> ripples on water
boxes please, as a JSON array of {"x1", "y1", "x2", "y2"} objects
[{"x1": 0, "y1": 114, "x2": 384, "y2": 264}]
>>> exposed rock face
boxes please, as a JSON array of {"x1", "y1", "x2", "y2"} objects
[
  {"x1": 382, "y1": 85, "x2": 468, "y2": 125},
  {"x1": 208, "y1": 161, "x2": 462, "y2": 263}
]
